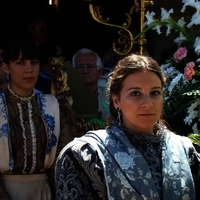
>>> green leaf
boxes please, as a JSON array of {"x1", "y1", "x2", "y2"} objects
[{"x1": 188, "y1": 133, "x2": 200, "y2": 146}]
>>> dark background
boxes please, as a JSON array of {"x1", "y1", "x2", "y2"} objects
[
  {"x1": 1, "y1": 0, "x2": 198, "y2": 120},
  {"x1": 0, "y1": 0, "x2": 190, "y2": 62},
  {"x1": 0, "y1": 0, "x2": 139, "y2": 60}
]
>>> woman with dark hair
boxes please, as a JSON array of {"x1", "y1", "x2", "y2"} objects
[
  {"x1": 0, "y1": 36, "x2": 80, "y2": 200},
  {"x1": 55, "y1": 53, "x2": 200, "y2": 200}
]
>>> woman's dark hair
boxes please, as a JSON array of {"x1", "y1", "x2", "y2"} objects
[
  {"x1": 107, "y1": 53, "x2": 166, "y2": 120},
  {"x1": 3, "y1": 35, "x2": 41, "y2": 64}
]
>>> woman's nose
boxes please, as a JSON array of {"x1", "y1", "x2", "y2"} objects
[
  {"x1": 142, "y1": 95, "x2": 153, "y2": 108},
  {"x1": 25, "y1": 63, "x2": 34, "y2": 72}
]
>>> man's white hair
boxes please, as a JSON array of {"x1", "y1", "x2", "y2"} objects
[{"x1": 72, "y1": 48, "x2": 103, "y2": 69}]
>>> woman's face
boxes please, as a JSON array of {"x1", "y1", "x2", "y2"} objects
[
  {"x1": 112, "y1": 70, "x2": 163, "y2": 134},
  {"x1": 3, "y1": 52, "x2": 40, "y2": 96}
]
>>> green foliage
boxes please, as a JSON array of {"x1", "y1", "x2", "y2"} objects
[{"x1": 188, "y1": 133, "x2": 200, "y2": 146}]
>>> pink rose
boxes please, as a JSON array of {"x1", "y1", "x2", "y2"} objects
[
  {"x1": 184, "y1": 62, "x2": 195, "y2": 80},
  {"x1": 173, "y1": 47, "x2": 187, "y2": 63}
]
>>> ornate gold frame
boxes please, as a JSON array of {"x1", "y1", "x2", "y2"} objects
[{"x1": 85, "y1": 0, "x2": 154, "y2": 55}]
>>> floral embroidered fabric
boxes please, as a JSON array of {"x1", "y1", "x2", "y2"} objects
[
  {"x1": 122, "y1": 127, "x2": 164, "y2": 197},
  {"x1": 55, "y1": 125, "x2": 200, "y2": 200}
]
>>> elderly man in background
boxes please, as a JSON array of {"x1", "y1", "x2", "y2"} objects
[{"x1": 72, "y1": 48, "x2": 109, "y2": 119}]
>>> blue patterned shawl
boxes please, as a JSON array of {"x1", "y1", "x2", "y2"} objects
[{"x1": 78, "y1": 126, "x2": 196, "y2": 200}]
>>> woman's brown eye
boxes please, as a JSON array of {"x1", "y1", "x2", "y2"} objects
[
  {"x1": 131, "y1": 91, "x2": 140, "y2": 96},
  {"x1": 151, "y1": 90, "x2": 162, "y2": 96}
]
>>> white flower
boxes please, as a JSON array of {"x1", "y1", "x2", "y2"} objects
[
  {"x1": 177, "y1": 17, "x2": 186, "y2": 27},
  {"x1": 184, "y1": 99, "x2": 200, "y2": 125},
  {"x1": 188, "y1": 100, "x2": 199, "y2": 112},
  {"x1": 143, "y1": 11, "x2": 155, "y2": 27},
  {"x1": 181, "y1": 0, "x2": 196, "y2": 12},
  {"x1": 194, "y1": 36, "x2": 200, "y2": 55},
  {"x1": 187, "y1": 10, "x2": 200, "y2": 27},
  {"x1": 192, "y1": 123, "x2": 198, "y2": 133},
  {"x1": 187, "y1": 0, "x2": 200, "y2": 10},
  {"x1": 166, "y1": 25, "x2": 172, "y2": 36},
  {"x1": 174, "y1": 32, "x2": 187, "y2": 45},
  {"x1": 161, "y1": 65, "x2": 179, "y2": 78},
  {"x1": 161, "y1": 63, "x2": 171, "y2": 71},
  {"x1": 194, "y1": 1, "x2": 200, "y2": 10},
  {"x1": 161, "y1": 8, "x2": 174, "y2": 20},
  {"x1": 184, "y1": 112, "x2": 196, "y2": 125},
  {"x1": 152, "y1": 25, "x2": 162, "y2": 34},
  {"x1": 168, "y1": 74, "x2": 183, "y2": 94}
]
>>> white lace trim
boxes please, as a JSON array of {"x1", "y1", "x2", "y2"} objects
[
  {"x1": 17, "y1": 101, "x2": 37, "y2": 174},
  {"x1": 18, "y1": 102, "x2": 28, "y2": 174},
  {"x1": 28, "y1": 102, "x2": 37, "y2": 173},
  {"x1": 8, "y1": 84, "x2": 35, "y2": 101}
]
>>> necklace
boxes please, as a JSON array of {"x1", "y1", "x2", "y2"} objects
[{"x1": 8, "y1": 84, "x2": 35, "y2": 102}]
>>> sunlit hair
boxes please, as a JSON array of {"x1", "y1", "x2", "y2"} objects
[
  {"x1": 72, "y1": 48, "x2": 103, "y2": 69},
  {"x1": 107, "y1": 53, "x2": 166, "y2": 121},
  {"x1": 3, "y1": 35, "x2": 41, "y2": 64}
]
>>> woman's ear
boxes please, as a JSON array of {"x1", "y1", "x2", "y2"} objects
[
  {"x1": 2, "y1": 62, "x2": 10, "y2": 74},
  {"x1": 112, "y1": 94, "x2": 120, "y2": 109}
]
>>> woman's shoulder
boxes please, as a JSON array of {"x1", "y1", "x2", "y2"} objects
[
  {"x1": 35, "y1": 89, "x2": 57, "y2": 100},
  {"x1": 57, "y1": 126, "x2": 120, "y2": 156},
  {"x1": 164, "y1": 129, "x2": 199, "y2": 154},
  {"x1": 35, "y1": 90, "x2": 60, "y2": 112},
  {"x1": 56, "y1": 134, "x2": 101, "y2": 165},
  {"x1": 59, "y1": 128, "x2": 108, "y2": 150}
]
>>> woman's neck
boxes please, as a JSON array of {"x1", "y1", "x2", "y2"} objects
[{"x1": 8, "y1": 84, "x2": 33, "y2": 97}]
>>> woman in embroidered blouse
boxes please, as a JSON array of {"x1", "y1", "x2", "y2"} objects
[
  {"x1": 55, "y1": 53, "x2": 200, "y2": 200},
  {"x1": 0, "y1": 36, "x2": 80, "y2": 200}
]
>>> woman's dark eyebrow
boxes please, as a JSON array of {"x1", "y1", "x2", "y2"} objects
[{"x1": 127, "y1": 86, "x2": 162, "y2": 91}]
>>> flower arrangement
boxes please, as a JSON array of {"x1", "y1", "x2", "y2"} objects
[{"x1": 135, "y1": 0, "x2": 200, "y2": 142}]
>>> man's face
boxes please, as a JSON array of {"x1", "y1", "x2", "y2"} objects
[
  {"x1": 75, "y1": 53, "x2": 102, "y2": 85},
  {"x1": 32, "y1": 20, "x2": 48, "y2": 44}
]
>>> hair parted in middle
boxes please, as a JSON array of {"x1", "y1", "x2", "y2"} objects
[{"x1": 107, "y1": 53, "x2": 166, "y2": 121}]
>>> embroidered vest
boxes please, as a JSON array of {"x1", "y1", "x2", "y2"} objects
[{"x1": 0, "y1": 90, "x2": 60, "y2": 172}]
